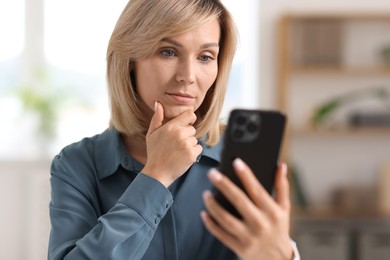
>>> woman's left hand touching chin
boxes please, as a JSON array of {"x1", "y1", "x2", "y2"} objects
[{"x1": 201, "y1": 158, "x2": 295, "y2": 260}]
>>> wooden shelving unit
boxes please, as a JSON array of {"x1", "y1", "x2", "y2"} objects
[
  {"x1": 291, "y1": 66, "x2": 390, "y2": 76},
  {"x1": 290, "y1": 126, "x2": 390, "y2": 138},
  {"x1": 278, "y1": 12, "x2": 390, "y2": 260},
  {"x1": 278, "y1": 12, "x2": 390, "y2": 111},
  {"x1": 277, "y1": 12, "x2": 390, "y2": 137}
]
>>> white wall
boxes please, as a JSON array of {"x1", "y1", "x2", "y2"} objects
[{"x1": 0, "y1": 161, "x2": 51, "y2": 260}]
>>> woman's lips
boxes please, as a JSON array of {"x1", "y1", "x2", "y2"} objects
[{"x1": 166, "y1": 93, "x2": 194, "y2": 104}]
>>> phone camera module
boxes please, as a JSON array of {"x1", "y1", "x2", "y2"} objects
[
  {"x1": 236, "y1": 115, "x2": 246, "y2": 125},
  {"x1": 230, "y1": 110, "x2": 261, "y2": 142},
  {"x1": 233, "y1": 129, "x2": 244, "y2": 139},
  {"x1": 247, "y1": 122, "x2": 258, "y2": 133}
]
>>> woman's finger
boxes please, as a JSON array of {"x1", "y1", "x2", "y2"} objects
[
  {"x1": 233, "y1": 158, "x2": 277, "y2": 212},
  {"x1": 200, "y1": 210, "x2": 244, "y2": 254},
  {"x1": 202, "y1": 190, "x2": 247, "y2": 238},
  {"x1": 273, "y1": 163, "x2": 290, "y2": 212},
  {"x1": 207, "y1": 168, "x2": 265, "y2": 224}
]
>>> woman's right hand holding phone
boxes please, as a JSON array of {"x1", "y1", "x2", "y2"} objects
[{"x1": 201, "y1": 159, "x2": 296, "y2": 260}]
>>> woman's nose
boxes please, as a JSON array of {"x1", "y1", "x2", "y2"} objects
[{"x1": 175, "y1": 59, "x2": 195, "y2": 84}]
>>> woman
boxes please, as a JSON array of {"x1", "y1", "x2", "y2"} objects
[{"x1": 48, "y1": 0, "x2": 299, "y2": 259}]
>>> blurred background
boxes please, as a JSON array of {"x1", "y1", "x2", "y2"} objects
[{"x1": 1, "y1": 0, "x2": 390, "y2": 259}]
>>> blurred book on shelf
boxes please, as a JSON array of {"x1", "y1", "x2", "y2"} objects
[
  {"x1": 379, "y1": 163, "x2": 390, "y2": 214},
  {"x1": 291, "y1": 19, "x2": 342, "y2": 67},
  {"x1": 332, "y1": 186, "x2": 379, "y2": 214},
  {"x1": 348, "y1": 112, "x2": 390, "y2": 127}
]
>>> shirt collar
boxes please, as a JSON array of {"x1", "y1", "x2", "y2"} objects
[
  {"x1": 94, "y1": 129, "x2": 124, "y2": 180},
  {"x1": 94, "y1": 129, "x2": 222, "y2": 180},
  {"x1": 199, "y1": 136, "x2": 222, "y2": 162}
]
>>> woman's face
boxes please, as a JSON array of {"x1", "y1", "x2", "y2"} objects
[{"x1": 134, "y1": 18, "x2": 220, "y2": 120}]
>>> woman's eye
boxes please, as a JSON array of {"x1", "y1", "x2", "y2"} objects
[
  {"x1": 160, "y1": 49, "x2": 175, "y2": 57},
  {"x1": 199, "y1": 55, "x2": 214, "y2": 62}
]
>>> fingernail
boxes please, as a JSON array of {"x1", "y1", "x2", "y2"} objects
[
  {"x1": 208, "y1": 168, "x2": 222, "y2": 182},
  {"x1": 154, "y1": 101, "x2": 158, "y2": 111},
  {"x1": 203, "y1": 190, "x2": 212, "y2": 200},
  {"x1": 200, "y1": 210, "x2": 208, "y2": 221},
  {"x1": 281, "y1": 163, "x2": 288, "y2": 176},
  {"x1": 233, "y1": 158, "x2": 245, "y2": 171}
]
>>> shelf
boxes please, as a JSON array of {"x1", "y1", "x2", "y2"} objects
[
  {"x1": 290, "y1": 126, "x2": 390, "y2": 138},
  {"x1": 284, "y1": 12, "x2": 390, "y2": 21},
  {"x1": 292, "y1": 206, "x2": 390, "y2": 220},
  {"x1": 290, "y1": 66, "x2": 390, "y2": 76}
]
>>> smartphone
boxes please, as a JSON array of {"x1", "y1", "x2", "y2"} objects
[{"x1": 214, "y1": 109, "x2": 286, "y2": 217}]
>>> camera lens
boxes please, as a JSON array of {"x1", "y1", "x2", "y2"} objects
[
  {"x1": 236, "y1": 115, "x2": 246, "y2": 125},
  {"x1": 233, "y1": 129, "x2": 244, "y2": 139},
  {"x1": 247, "y1": 122, "x2": 258, "y2": 133}
]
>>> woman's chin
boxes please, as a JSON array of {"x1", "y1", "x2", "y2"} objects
[{"x1": 163, "y1": 106, "x2": 195, "y2": 120}]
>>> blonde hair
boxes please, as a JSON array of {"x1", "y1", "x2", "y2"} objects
[{"x1": 107, "y1": 0, "x2": 237, "y2": 146}]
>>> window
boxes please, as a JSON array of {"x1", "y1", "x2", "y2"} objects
[
  {"x1": 0, "y1": 0, "x2": 24, "y2": 88},
  {"x1": 0, "y1": 0, "x2": 260, "y2": 160},
  {"x1": 221, "y1": 0, "x2": 261, "y2": 119}
]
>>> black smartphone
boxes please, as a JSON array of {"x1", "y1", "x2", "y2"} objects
[{"x1": 215, "y1": 109, "x2": 286, "y2": 217}]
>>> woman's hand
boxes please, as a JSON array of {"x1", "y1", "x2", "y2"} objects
[
  {"x1": 141, "y1": 101, "x2": 203, "y2": 187},
  {"x1": 201, "y1": 158, "x2": 293, "y2": 260}
]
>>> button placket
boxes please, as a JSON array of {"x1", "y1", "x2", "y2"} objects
[{"x1": 124, "y1": 157, "x2": 129, "y2": 166}]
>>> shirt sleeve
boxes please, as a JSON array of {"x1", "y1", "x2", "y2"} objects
[
  {"x1": 48, "y1": 156, "x2": 173, "y2": 260},
  {"x1": 290, "y1": 239, "x2": 301, "y2": 260}
]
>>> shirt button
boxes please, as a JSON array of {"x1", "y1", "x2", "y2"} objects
[
  {"x1": 165, "y1": 203, "x2": 170, "y2": 209},
  {"x1": 155, "y1": 216, "x2": 160, "y2": 224}
]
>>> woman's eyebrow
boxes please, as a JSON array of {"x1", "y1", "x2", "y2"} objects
[
  {"x1": 200, "y1": 42, "x2": 219, "y2": 49},
  {"x1": 160, "y1": 38, "x2": 183, "y2": 47},
  {"x1": 161, "y1": 38, "x2": 219, "y2": 49}
]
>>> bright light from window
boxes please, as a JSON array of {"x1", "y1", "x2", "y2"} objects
[
  {"x1": 44, "y1": 0, "x2": 127, "y2": 74},
  {"x1": 0, "y1": 0, "x2": 24, "y2": 62},
  {"x1": 221, "y1": 0, "x2": 261, "y2": 111}
]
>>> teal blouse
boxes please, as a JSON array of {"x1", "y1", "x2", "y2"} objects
[{"x1": 48, "y1": 128, "x2": 236, "y2": 260}]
